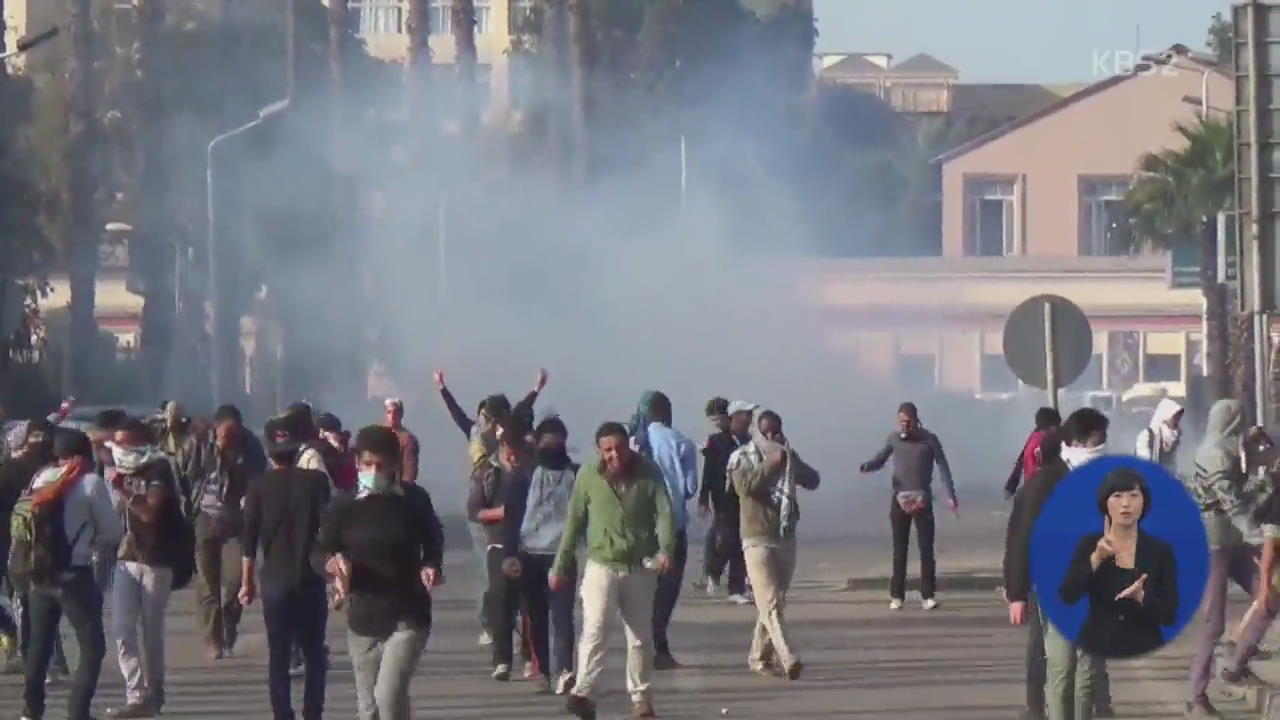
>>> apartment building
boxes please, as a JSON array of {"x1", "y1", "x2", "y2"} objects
[{"x1": 811, "y1": 48, "x2": 1232, "y2": 399}]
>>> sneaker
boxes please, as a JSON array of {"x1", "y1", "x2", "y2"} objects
[
  {"x1": 555, "y1": 670, "x2": 576, "y2": 696},
  {"x1": 523, "y1": 662, "x2": 537, "y2": 680},
  {"x1": 478, "y1": 630, "x2": 494, "y2": 646},
  {"x1": 1222, "y1": 666, "x2": 1271, "y2": 687},
  {"x1": 889, "y1": 598, "x2": 904, "y2": 610},
  {"x1": 566, "y1": 693, "x2": 598, "y2": 720},
  {"x1": 704, "y1": 578, "x2": 719, "y2": 596},
  {"x1": 206, "y1": 643, "x2": 224, "y2": 661},
  {"x1": 785, "y1": 661, "x2": 804, "y2": 681},
  {"x1": 922, "y1": 598, "x2": 939, "y2": 611},
  {"x1": 492, "y1": 663, "x2": 511, "y2": 681},
  {"x1": 532, "y1": 675, "x2": 551, "y2": 694},
  {"x1": 653, "y1": 652, "x2": 682, "y2": 670},
  {"x1": 1185, "y1": 695, "x2": 1222, "y2": 718},
  {"x1": 108, "y1": 703, "x2": 157, "y2": 719},
  {"x1": 727, "y1": 593, "x2": 752, "y2": 606},
  {"x1": 633, "y1": 700, "x2": 657, "y2": 718}
]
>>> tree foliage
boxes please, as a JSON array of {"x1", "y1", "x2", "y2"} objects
[
  {"x1": 1208, "y1": 12, "x2": 1233, "y2": 68},
  {"x1": 1124, "y1": 118, "x2": 1233, "y2": 249}
]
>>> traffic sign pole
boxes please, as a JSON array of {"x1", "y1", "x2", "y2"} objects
[{"x1": 1044, "y1": 302, "x2": 1058, "y2": 411}]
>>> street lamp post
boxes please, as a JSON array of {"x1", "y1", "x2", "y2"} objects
[{"x1": 207, "y1": 98, "x2": 289, "y2": 403}]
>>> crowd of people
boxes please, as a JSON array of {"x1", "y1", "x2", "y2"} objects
[
  {"x1": 0, "y1": 370, "x2": 827, "y2": 720},
  {"x1": 1000, "y1": 396, "x2": 1280, "y2": 720}
]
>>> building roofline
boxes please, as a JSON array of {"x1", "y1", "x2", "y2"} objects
[{"x1": 931, "y1": 53, "x2": 1228, "y2": 165}]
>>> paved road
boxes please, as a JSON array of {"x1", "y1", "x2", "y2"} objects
[{"x1": 0, "y1": 505, "x2": 1273, "y2": 719}]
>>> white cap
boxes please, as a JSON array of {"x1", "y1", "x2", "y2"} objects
[{"x1": 727, "y1": 400, "x2": 758, "y2": 416}]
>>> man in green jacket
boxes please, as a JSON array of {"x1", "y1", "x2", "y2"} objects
[
  {"x1": 728, "y1": 409, "x2": 819, "y2": 682},
  {"x1": 551, "y1": 422, "x2": 675, "y2": 720}
]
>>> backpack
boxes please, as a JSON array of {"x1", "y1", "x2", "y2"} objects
[{"x1": 8, "y1": 477, "x2": 81, "y2": 594}]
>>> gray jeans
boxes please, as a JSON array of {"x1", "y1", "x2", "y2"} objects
[
  {"x1": 112, "y1": 561, "x2": 173, "y2": 707},
  {"x1": 347, "y1": 623, "x2": 430, "y2": 720},
  {"x1": 469, "y1": 523, "x2": 490, "y2": 632},
  {"x1": 1043, "y1": 620, "x2": 1104, "y2": 720}
]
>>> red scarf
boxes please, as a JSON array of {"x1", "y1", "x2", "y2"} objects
[{"x1": 32, "y1": 457, "x2": 88, "y2": 509}]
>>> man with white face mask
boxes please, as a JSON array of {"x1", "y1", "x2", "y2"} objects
[{"x1": 1135, "y1": 398, "x2": 1183, "y2": 473}]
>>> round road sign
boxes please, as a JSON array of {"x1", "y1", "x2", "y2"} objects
[{"x1": 1002, "y1": 294, "x2": 1093, "y2": 390}]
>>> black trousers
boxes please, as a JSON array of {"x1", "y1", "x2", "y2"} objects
[
  {"x1": 703, "y1": 512, "x2": 747, "y2": 595},
  {"x1": 485, "y1": 547, "x2": 522, "y2": 668},
  {"x1": 262, "y1": 579, "x2": 328, "y2": 720},
  {"x1": 23, "y1": 568, "x2": 105, "y2": 720},
  {"x1": 889, "y1": 498, "x2": 936, "y2": 600},
  {"x1": 519, "y1": 552, "x2": 575, "y2": 678},
  {"x1": 653, "y1": 530, "x2": 688, "y2": 656}
]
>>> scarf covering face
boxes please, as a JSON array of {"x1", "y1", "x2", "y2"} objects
[
  {"x1": 105, "y1": 441, "x2": 165, "y2": 476},
  {"x1": 1061, "y1": 443, "x2": 1107, "y2": 470},
  {"x1": 1148, "y1": 398, "x2": 1184, "y2": 453},
  {"x1": 628, "y1": 391, "x2": 657, "y2": 457}
]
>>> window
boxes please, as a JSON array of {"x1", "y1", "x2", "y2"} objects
[
  {"x1": 980, "y1": 353, "x2": 1018, "y2": 393},
  {"x1": 510, "y1": 0, "x2": 537, "y2": 35},
  {"x1": 964, "y1": 177, "x2": 1018, "y2": 257},
  {"x1": 1143, "y1": 353, "x2": 1182, "y2": 382},
  {"x1": 1079, "y1": 177, "x2": 1133, "y2": 256},
  {"x1": 431, "y1": 0, "x2": 491, "y2": 35},
  {"x1": 351, "y1": 0, "x2": 404, "y2": 36},
  {"x1": 897, "y1": 354, "x2": 937, "y2": 390}
]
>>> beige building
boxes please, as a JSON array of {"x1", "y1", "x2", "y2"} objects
[{"x1": 814, "y1": 49, "x2": 1231, "y2": 398}]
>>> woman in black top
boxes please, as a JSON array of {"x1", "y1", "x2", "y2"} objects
[
  {"x1": 1059, "y1": 468, "x2": 1178, "y2": 659},
  {"x1": 319, "y1": 426, "x2": 443, "y2": 720}
]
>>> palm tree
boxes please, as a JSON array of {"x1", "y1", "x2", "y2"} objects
[
  {"x1": 567, "y1": 0, "x2": 590, "y2": 182},
  {"x1": 65, "y1": 0, "x2": 97, "y2": 396},
  {"x1": 406, "y1": 0, "x2": 431, "y2": 111},
  {"x1": 1125, "y1": 118, "x2": 1234, "y2": 399},
  {"x1": 452, "y1": 0, "x2": 477, "y2": 88}
]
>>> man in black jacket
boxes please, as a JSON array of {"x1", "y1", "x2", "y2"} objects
[
  {"x1": 698, "y1": 399, "x2": 753, "y2": 603},
  {"x1": 1004, "y1": 431, "x2": 1065, "y2": 720},
  {"x1": 239, "y1": 418, "x2": 331, "y2": 720}
]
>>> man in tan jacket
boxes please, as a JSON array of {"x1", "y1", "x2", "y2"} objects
[{"x1": 728, "y1": 409, "x2": 819, "y2": 682}]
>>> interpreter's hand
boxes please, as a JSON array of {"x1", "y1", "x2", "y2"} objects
[
  {"x1": 238, "y1": 580, "x2": 256, "y2": 608},
  {"x1": 433, "y1": 370, "x2": 445, "y2": 391},
  {"x1": 1115, "y1": 574, "x2": 1148, "y2": 604},
  {"x1": 549, "y1": 574, "x2": 566, "y2": 593},
  {"x1": 650, "y1": 553, "x2": 673, "y2": 575},
  {"x1": 421, "y1": 566, "x2": 441, "y2": 590},
  {"x1": 502, "y1": 557, "x2": 522, "y2": 579},
  {"x1": 1092, "y1": 535, "x2": 1116, "y2": 568},
  {"x1": 1008, "y1": 600, "x2": 1027, "y2": 626},
  {"x1": 535, "y1": 368, "x2": 549, "y2": 393}
]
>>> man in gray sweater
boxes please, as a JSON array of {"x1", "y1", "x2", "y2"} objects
[{"x1": 860, "y1": 402, "x2": 957, "y2": 610}]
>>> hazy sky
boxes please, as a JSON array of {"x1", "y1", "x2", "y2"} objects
[{"x1": 813, "y1": 0, "x2": 1229, "y2": 84}]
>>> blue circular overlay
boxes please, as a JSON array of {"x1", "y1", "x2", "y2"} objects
[{"x1": 1030, "y1": 456, "x2": 1209, "y2": 655}]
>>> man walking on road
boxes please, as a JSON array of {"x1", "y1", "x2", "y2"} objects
[
  {"x1": 186, "y1": 405, "x2": 265, "y2": 659},
  {"x1": 729, "y1": 409, "x2": 820, "y2": 681},
  {"x1": 240, "y1": 417, "x2": 332, "y2": 720},
  {"x1": 104, "y1": 418, "x2": 188, "y2": 719},
  {"x1": 639, "y1": 391, "x2": 698, "y2": 670},
  {"x1": 859, "y1": 402, "x2": 957, "y2": 610},
  {"x1": 1186, "y1": 399, "x2": 1272, "y2": 718},
  {"x1": 699, "y1": 399, "x2": 752, "y2": 604},
  {"x1": 383, "y1": 399, "x2": 420, "y2": 488},
  {"x1": 552, "y1": 422, "x2": 675, "y2": 720}
]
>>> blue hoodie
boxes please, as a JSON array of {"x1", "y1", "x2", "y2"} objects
[{"x1": 646, "y1": 422, "x2": 699, "y2": 531}]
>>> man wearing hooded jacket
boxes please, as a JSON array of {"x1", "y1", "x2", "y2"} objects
[{"x1": 1134, "y1": 398, "x2": 1183, "y2": 474}]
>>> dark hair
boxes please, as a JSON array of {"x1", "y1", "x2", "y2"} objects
[
  {"x1": 117, "y1": 417, "x2": 154, "y2": 444},
  {"x1": 705, "y1": 397, "x2": 729, "y2": 417},
  {"x1": 355, "y1": 425, "x2": 401, "y2": 463},
  {"x1": 213, "y1": 404, "x2": 243, "y2": 426},
  {"x1": 94, "y1": 408, "x2": 128, "y2": 432},
  {"x1": 1038, "y1": 430, "x2": 1063, "y2": 464},
  {"x1": 897, "y1": 402, "x2": 919, "y2": 419},
  {"x1": 535, "y1": 416, "x2": 568, "y2": 441},
  {"x1": 316, "y1": 412, "x2": 343, "y2": 434},
  {"x1": 647, "y1": 391, "x2": 673, "y2": 425},
  {"x1": 1097, "y1": 467, "x2": 1151, "y2": 522},
  {"x1": 595, "y1": 421, "x2": 629, "y2": 444},
  {"x1": 483, "y1": 394, "x2": 512, "y2": 420},
  {"x1": 1034, "y1": 407, "x2": 1062, "y2": 431},
  {"x1": 1062, "y1": 408, "x2": 1109, "y2": 445},
  {"x1": 53, "y1": 428, "x2": 93, "y2": 461},
  {"x1": 758, "y1": 409, "x2": 782, "y2": 428},
  {"x1": 499, "y1": 422, "x2": 527, "y2": 450}
]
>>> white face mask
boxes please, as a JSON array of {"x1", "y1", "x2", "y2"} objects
[
  {"x1": 1061, "y1": 443, "x2": 1107, "y2": 469},
  {"x1": 107, "y1": 443, "x2": 160, "y2": 475}
]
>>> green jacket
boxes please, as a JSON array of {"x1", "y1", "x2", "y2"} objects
[{"x1": 552, "y1": 454, "x2": 675, "y2": 576}]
